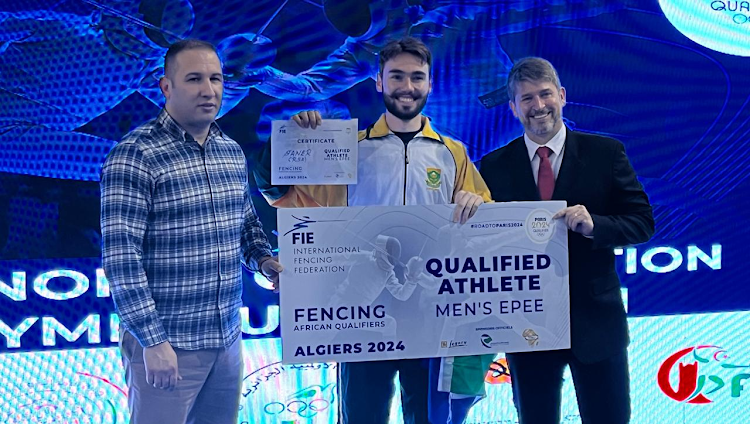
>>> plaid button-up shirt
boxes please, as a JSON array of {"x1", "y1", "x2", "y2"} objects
[{"x1": 101, "y1": 109, "x2": 272, "y2": 350}]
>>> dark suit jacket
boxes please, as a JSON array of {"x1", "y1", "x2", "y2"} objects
[{"x1": 479, "y1": 128, "x2": 654, "y2": 363}]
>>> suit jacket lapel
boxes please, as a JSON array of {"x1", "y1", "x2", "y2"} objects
[{"x1": 553, "y1": 127, "x2": 583, "y2": 201}]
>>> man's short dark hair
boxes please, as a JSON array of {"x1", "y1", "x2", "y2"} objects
[
  {"x1": 378, "y1": 37, "x2": 432, "y2": 75},
  {"x1": 164, "y1": 39, "x2": 218, "y2": 78},
  {"x1": 507, "y1": 57, "x2": 562, "y2": 101}
]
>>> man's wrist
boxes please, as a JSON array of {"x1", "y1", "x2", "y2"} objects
[
  {"x1": 257, "y1": 255, "x2": 274, "y2": 276},
  {"x1": 144, "y1": 340, "x2": 169, "y2": 350},
  {"x1": 130, "y1": 318, "x2": 169, "y2": 348}
]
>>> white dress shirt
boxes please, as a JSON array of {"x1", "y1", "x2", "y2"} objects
[{"x1": 524, "y1": 126, "x2": 566, "y2": 185}]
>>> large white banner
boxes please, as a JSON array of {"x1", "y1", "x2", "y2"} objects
[{"x1": 277, "y1": 202, "x2": 570, "y2": 364}]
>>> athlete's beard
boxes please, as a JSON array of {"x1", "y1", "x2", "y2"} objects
[{"x1": 383, "y1": 90, "x2": 428, "y2": 121}]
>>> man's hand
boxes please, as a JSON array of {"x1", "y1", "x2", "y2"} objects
[
  {"x1": 143, "y1": 341, "x2": 181, "y2": 391},
  {"x1": 292, "y1": 110, "x2": 322, "y2": 129},
  {"x1": 260, "y1": 255, "x2": 284, "y2": 293},
  {"x1": 552, "y1": 204, "x2": 594, "y2": 236},
  {"x1": 452, "y1": 190, "x2": 484, "y2": 224}
]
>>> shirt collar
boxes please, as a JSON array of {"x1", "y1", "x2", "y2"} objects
[
  {"x1": 524, "y1": 125, "x2": 566, "y2": 161},
  {"x1": 367, "y1": 114, "x2": 443, "y2": 143},
  {"x1": 156, "y1": 108, "x2": 224, "y2": 143}
]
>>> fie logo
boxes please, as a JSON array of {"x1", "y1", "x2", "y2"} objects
[
  {"x1": 283, "y1": 214, "x2": 345, "y2": 244},
  {"x1": 284, "y1": 215, "x2": 316, "y2": 244}
]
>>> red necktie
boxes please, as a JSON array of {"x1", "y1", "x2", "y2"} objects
[{"x1": 536, "y1": 146, "x2": 555, "y2": 200}]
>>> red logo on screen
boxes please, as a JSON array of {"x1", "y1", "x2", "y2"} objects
[
  {"x1": 657, "y1": 345, "x2": 750, "y2": 404},
  {"x1": 485, "y1": 357, "x2": 512, "y2": 384}
]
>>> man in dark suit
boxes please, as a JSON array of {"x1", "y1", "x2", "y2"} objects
[{"x1": 479, "y1": 57, "x2": 654, "y2": 424}]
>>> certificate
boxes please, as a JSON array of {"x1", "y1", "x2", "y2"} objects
[
  {"x1": 271, "y1": 119, "x2": 358, "y2": 185},
  {"x1": 277, "y1": 202, "x2": 570, "y2": 364}
]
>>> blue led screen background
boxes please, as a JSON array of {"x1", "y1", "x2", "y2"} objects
[{"x1": 0, "y1": 0, "x2": 749, "y2": 423}]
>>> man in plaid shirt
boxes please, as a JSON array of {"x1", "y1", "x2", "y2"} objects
[{"x1": 100, "y1": 39, "x2": 283, "y2": 424}]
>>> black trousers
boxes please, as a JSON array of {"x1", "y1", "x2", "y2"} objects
[
  {"x1": 339, "y1": 358, "x2": 430, "y2": 424},
  {"x1": 506, "y1": 349, "x2": 630, "y2": 424}
]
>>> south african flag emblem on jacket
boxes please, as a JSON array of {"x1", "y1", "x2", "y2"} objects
[{"x1": 426, "y1": 167, "x2": 441, "y2": 189}]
